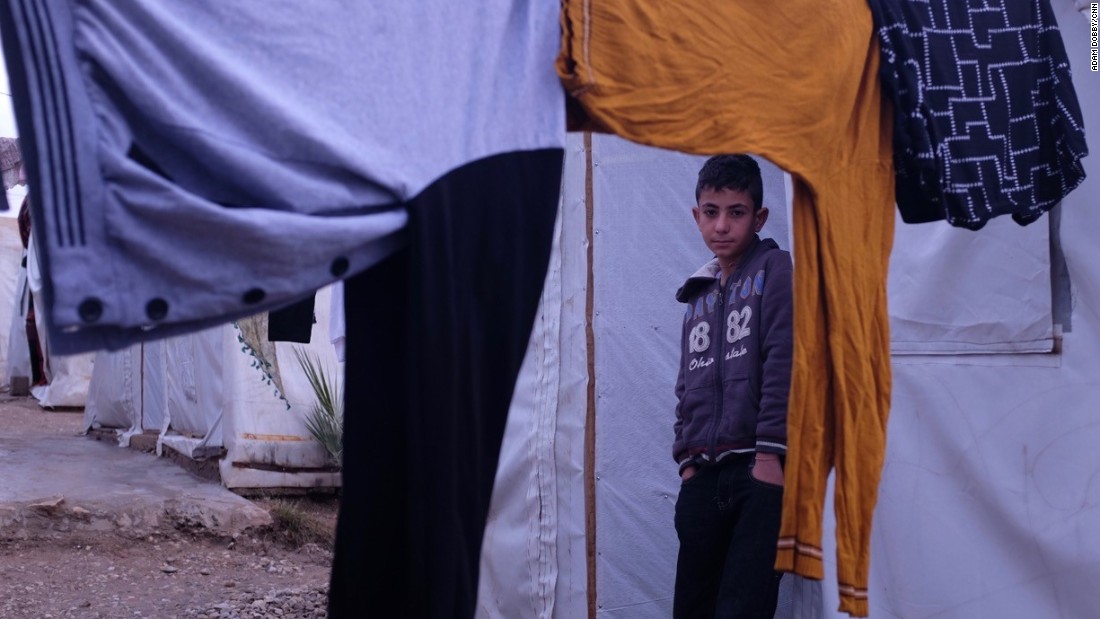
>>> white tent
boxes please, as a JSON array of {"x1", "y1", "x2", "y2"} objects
[
  {"x1": 478, "y1": 2, "x2": 1100, "y2": 618},
  {"x1": 84, "y1": 285, "x2": 343, "y2": 490},
  {"x1": 0, "y1": 206, "x2": 95, "y2": 407},
  {"x1": 0, "y1": 216, "x2": 23, "y2": 386}
]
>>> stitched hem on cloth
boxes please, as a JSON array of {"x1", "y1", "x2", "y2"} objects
[{"x1": 775, "y1": 540, "x2": 824, "y2": 580}]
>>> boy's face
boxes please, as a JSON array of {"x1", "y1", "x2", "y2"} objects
[{"x1": 693, "y1": 187, "x2": 768, "y2": 267}]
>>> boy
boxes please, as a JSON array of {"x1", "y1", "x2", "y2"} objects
[{"x1": 672, "y1": 154, "x2": 794, "y2": 618}]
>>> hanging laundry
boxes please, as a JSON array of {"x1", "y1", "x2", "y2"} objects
[
  {"x1": 559, "y1": 1, "x2": 894, "y2": 615},
  {"x1": 0, "y1": 1, "x2": 565, "y2": 354},
  {"x1": 267, "y1": 295, "x2": 316, "y2": 344},
  {"x1": 869, "y1": 0, "x2": 1088, "y2": 229}
]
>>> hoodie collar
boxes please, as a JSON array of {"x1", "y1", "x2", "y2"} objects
[{"x1": 676, "y1": 236, "x2": 777, "y2": 302}]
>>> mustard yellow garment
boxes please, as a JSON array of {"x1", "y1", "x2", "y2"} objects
[{"x1": 558, "y1": 2, "x2": 895, "y2": 616}]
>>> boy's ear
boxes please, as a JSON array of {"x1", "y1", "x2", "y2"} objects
[
  {"x1": 692, "y1": 206, "x2": 701, "y2": 225},
  {"x1": 754, "y1": 207, "x2": 770, "y2": 233}
]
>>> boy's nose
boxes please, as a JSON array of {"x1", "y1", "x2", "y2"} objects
[{"x1": 715, "y1": 214, "x2": 731, "y2": 232}]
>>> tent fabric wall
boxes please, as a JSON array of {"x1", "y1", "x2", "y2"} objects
[
  {"x1": 218, "y1": 285, "x2": 341, "y2": 490},
  {"x1": 811, "y1": 4, "x2": 1100, "y2": 617},
  {"x1": 84, "y1": 344, "x2": 141, "y2": 433},
  {"x1": 4, "y1": 260, "x2": 30, "y2": 386},
  {"x1": 548, "y1": 137, "x2": 597, "y2": 618},
  {"x1": 0, "y1": 215, "x2": 23, "y2": 387},
  {"x1": 25, "y1": 235, "x2": 94, "y2": 407},
  {"x1": 28, "y1": 344, "x2": 94, "y2": 407},
  {"x1": 887, "y1": 214, "x2": 1055, "y2": 354},
  {"x1": 85, "y1": 334, "x2": 219, "y2": 447},
  {"x1": 83, "y1": 286, "x2": 340, "y2": 489},
  {"x1": 164, "y1": 326, "x2": 224, "y2": 445},
  {"x1": 478, "y1": 134, "x2": 590, "y2": 619},
  {"x1": 138, "y1": 340, "x2": 169, "y2": 432}
]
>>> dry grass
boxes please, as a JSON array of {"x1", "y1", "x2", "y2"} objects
[{"x1": 261, "y1": 496, "x2": 339, "y2": 550}]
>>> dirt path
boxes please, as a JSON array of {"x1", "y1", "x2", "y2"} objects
[{"x1": 0, "y1": 396, "x2": 339, "y2": 619}]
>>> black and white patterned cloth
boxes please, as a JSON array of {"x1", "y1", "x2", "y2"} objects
[{"x1": 869, "y1": 0, "x2": 1088, "y2": 230}]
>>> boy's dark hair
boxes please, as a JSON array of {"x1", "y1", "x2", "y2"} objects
[{"x1": 695, "y1": 154, "x2": 763, "y2": 211}]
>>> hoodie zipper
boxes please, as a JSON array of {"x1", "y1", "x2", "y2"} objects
[
  {"x1": 708, "y1": 275, "x2": 728, "y2": 461},
  {"x1": 706, "y1": 238, "x2": 762, "y2": 461}
]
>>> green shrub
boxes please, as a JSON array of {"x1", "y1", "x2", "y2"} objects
[{"x1": 293, "y1": 347, "x2": 343, "y2": 468}]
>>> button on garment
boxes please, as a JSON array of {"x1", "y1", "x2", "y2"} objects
[
  {"x1": 330, "y1": 257, "x2": 349, "y2": 278},
  {"x1": 0, "y1": 0, "x2": 565, "y2": 354},
  {"x1": 77, "y1": 297, "x2": 103, "y2": 323},
  {"x1": 144, "y1": 298, "x2": 168, "y2": 321}
]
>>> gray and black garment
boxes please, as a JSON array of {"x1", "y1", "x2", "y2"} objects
[
  {"x1": 673, "y1": 237, "x2": 794, "y2": 474},
  {"x1": 869, "y1": 0, "x2": 1088, "y2": 230},
  {"x1": 0, "y1": 0, "x2": 565, "y2": 353},
  {"x1": 0, "y1": 4, "x2": 566, "y2": 619}
]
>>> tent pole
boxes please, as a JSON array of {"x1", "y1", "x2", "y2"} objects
[
  {"x1": 139, "y1": 341, "x2": 144, "y2": 430},
  {"x1": 583, "y1": 131, "x2": 598, "y2": 619}
]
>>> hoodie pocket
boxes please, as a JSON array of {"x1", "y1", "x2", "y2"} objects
[
  {"x1": 676, "y1": 386, "x2": 712, "y2": 450},
  {"x1": 717, "y1": 375, "x2": 758, "y2": 441}
]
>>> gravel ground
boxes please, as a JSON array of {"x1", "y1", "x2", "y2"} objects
[
  {"x1": 0, "y1": 395, "x2": 339, "y2": 619},
  {"x1": 0, "y1": 525, "x2": 336, "y2": 619},
  {"x1": 179, "y1": 584, "x2": 329, "y2": 619}
]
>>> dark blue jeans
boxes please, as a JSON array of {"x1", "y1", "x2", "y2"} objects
[{"x1": 673, "y1": 454, "x2": 784, "y2": 619}]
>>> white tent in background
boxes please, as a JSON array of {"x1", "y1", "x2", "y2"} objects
[
  {"x1": 0, "y1": 206, "x2": 94, "y2": 407},
  {"x1": 477, "y1": 3, "x2": 1100, "y2": 618},
  {"x1": 84, "y1": 285, "x2": 343, "y2": 491},
  {"x1": 0, "y1": 216, "x2": 23, "y2": 386},
  {"x1": 25, "y1": 233, "x2": 95, "y2": 407}
]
